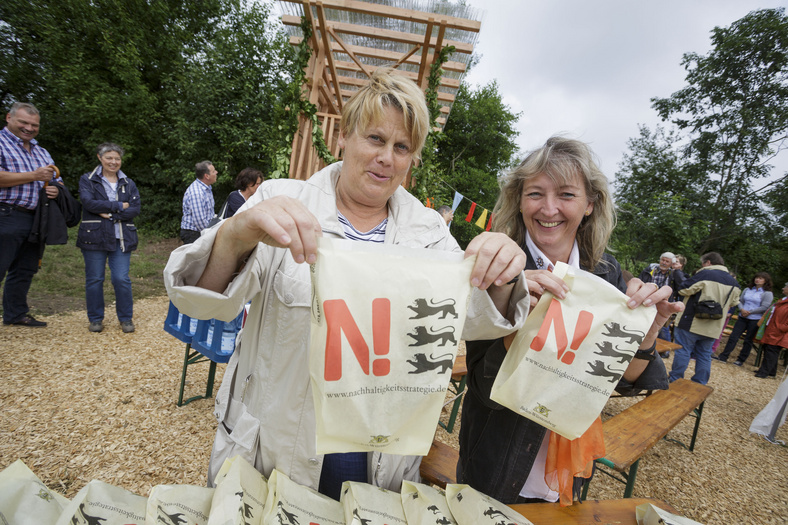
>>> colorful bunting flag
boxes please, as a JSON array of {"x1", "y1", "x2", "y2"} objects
[
  {"x1": 475, "y1": 209, "x2": 488, "y2": 229},
  {"x1": 452, "y1": 192, "x2": 463, "y2": 212},
  {"x1": 465, "y1": 202, "x2": 477, "y2": 222},
  {"x1": 486, "y1": 212, "x2": 494, "y2": 231}
]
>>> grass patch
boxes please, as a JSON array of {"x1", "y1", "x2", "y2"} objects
[{"x1": 1, "y1": 230, "x2": 180, "y2": 318}]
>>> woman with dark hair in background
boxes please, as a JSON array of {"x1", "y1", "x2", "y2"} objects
[
  {"x1": 224, "y1": 167, "x2": 263, "y2": 218},
  {"x1": 715, "y1": 272, "x2": 774, "y2": 365}
]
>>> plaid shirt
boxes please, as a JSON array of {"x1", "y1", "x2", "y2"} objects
[
  {"x1": 649, "y1": 267, "x2": 671, "y2": 288},
  {"x1": 180, "y1": 177, "x2": 215, "y2": 231},
  {"x1": 0, "y1": 126, "x2": 57, "y2": 210}
]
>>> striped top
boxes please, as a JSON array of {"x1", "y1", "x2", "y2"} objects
[
  {"x1": 337, "y1": 211, "x2": 387, "y2": 243},
  {"x1": 0, "y1": 127, "x2": 57, "y2": 209}
]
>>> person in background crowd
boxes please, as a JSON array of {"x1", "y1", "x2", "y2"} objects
[
  {"x1": 754, "y1": 281, "x2": 788, "y2": 379},
  {"x1": 180, "y1": 160, "x2": 217, "y2": 244},
  {"x1": 76, "y1": 143, "x2": 141, "y2": 333},
  {"x1": 436, "y1": 204, "x2": 453, "y2": 225},
  {"x1": 669, "y1": 252, "x2": 741, "y2": 385},
  {"x1": 639, "y1": 251, "x2": 685, "y2": 350},
  {"x1": 164, "y1": 68, "x2": 529, "y2": 501},
  {"x1": 0, "y1": 102, "x2": 62, "y2": 328},
  {"x1": 224, "y1": 167, "x2": 263, "y2": 218},
  {"x1": 714, "y1": 272, "x2": 773, "y2": 366},
  {"x1": 457, "y1": 136, "x2": 680, "y2": 505},
  {"x1": 673, "y1": 254, "x2": 686, "y2": 271}
]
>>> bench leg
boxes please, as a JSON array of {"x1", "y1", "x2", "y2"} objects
[
  {"x1": 580, "y1": 477, "x2": 590, "y2": 501},
  {"x1": 587, "y1": 457, "x2": 639, "y2": 499},
  {"x1": 443, "y1": 376, "x2": 466, "y2": 433},
  {"x1": 623, "y1": 459, "x2": 639, "y2": 498},
  {"x1": 177, "y1": 344, "x2": 212, "y2": 407},
  {"x1": 177, "y1": 343, "x2": 192, "y2": 407},
  {"x1": 206, "y1": 361, "x2": 218, "y2": 400},
  {"x1": 688, "y1": 400, "x2": 706, "y2": 451}
]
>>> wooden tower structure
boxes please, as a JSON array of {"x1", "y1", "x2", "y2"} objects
[{"x1": 278, "y1": 0, "x2": 482, "y2": 181}]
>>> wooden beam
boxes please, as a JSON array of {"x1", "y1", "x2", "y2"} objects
[
  {"x1": 416, "y1": 18, "x2": 434, "y2": 89},
  {"x1": 331, "y1": 61, "x2": 460, "y2": 89},
  {"x1": 302, "y1": 1, "x2": 324, "y2": 106},
  {"x1": 391, "y1": 45, "x2": 422, "y2": 70},
  {"x1": 282, "y1": 15, "x2": 474, "y2": 54},
  {"x1": 337, "y1": 87, "x2": 455, "y2": 104},
  {"x1": 280, "y1": 0, "x2": 481, "y2": 32},
  {"x1": 421, "y1": 22, "x2": 447, "y2": 90},
  {"x1": 318, "y1": 78, "x2": 339, "y2": 115},
  {"x1": 315, "y1": 1, "x2": 342, "y2": 110},
  {"x1": 289, "y1": 36, "x2": 468, "y2": 73},
  {"x1": 327, "y1": 26, "x2": 372, "y2": 79}
]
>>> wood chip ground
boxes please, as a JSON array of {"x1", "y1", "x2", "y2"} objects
[{"x1": 1, "y1": 295, "x2": 786, "y2": 524}]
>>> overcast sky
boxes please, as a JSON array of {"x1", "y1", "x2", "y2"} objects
[{"x1": 461, "y1": 0, "x2": 787, "y2": 185}]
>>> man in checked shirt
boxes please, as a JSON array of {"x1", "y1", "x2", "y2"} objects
[
  {"x1": 179, "y1": 160, "x2": 217, "y2": 244},
  {"x1": 0, "y1": 102, "x2": 61, "y2": 327}
]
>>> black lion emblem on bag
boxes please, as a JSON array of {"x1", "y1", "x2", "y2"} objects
[
  {"x1": 406, "y1": 352, "x2": 454, "y2": 374},
  {"x1": 407, "y1": 326, "x2": 457, "y2": 347},
  {"x1": 586, "y1": 360, "x2": 624, "y2": 383},
  {"x1": 407, "y1": 298, "x2": 458, "y2": 319},
  {"x1": 594, "y1": 340, "x2": 634, "y2": 364},
  {"x1": 601, "y1": 322, "x2": 645, "y2": 345}
]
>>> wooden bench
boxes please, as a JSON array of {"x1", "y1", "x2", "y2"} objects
[
  {"x1": 583, "y1": 378, "x2": 713, "y2": 499},
  {"x1": 423, "y1": 379, "x2": 712, "y2": 498},
  {"x1": 655, "y1": 338, "x2": 681, "y2": 354},
  {"x1": 420, "y1": 445, "x2": 687, "y2": 524},
  {"x1": 722, "y1": 314, "x2": 738, "y2": 336},
  {"x1": 439, "y1": 355, "x2": 467, "y2": 433},
  {"x1": 420, "y1": 439, "x2": 458, "y2": 488},
  {"x1": 510, "y1": 497, "x2": 679, "y2": 525}
]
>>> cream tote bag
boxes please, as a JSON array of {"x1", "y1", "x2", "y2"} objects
[
  {"x1": 445, "y1": 484, "x2": 532, "y2": 525},
  {"x1": 310, "y1": 238, "x2": 473, "y2": 455},
  {"x1": 341, "y1": 481, "x2": 407, "y2": 525},
  {"x1": 400, "y1": 480, "x2": 457, "y2": 525},
  {"x1": 491, "y1": 262, "x2": 656, "y2": 439},
  {"x1": 55, "y1": 480, "x2": 147, "y2": 525},
  {"x1": 0, "y1": 459, "x2": 70, "y2": 525},
  {"x1": 146, "y1": 484, "x2": 214, "y2": 525},
  {"x1": 208, "y1": 455, "x2": 268, "y2": 525},
  {"x1": 262, "y1": 469, "x2": 344, "y2": 525}
]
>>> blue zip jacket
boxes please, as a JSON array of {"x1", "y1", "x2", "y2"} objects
[{"x1": 76, "y1": 167, "x2": 141, "y2": 252}]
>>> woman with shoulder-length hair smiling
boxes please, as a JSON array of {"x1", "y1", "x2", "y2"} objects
[{"x1": 457, "y1": 136, "x2": 682, "y2": 505}]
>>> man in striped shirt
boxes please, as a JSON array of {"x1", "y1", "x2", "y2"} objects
[
  {"x1": 179, "y1": 160, "x2": 217, "y2": 244},
  {"x1": 0, "y1": 102, "x2": 61, "y2": 327}
]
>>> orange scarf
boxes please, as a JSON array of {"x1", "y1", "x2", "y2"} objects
[{"x1": 545, "y1": 415, "x2": 606, "y2": 506}]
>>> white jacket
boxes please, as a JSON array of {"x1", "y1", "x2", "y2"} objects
[{"x1": 163, "y1": 162, "x2": 529, "y2": 491}]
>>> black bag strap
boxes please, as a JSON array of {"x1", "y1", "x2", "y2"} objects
[{"x1": 721, "y1": 285, "x2": 735, "y2": 309}]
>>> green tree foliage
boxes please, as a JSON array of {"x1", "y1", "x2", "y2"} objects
[
  {"x1": 614, "y1": 8, "x2": 788, "y2": 281},
  {"x1": 1, "y1": 0, "x2": 298, "y2": 234},
  {"x1": 436, "y1": 82, "x2": 520, "y2": 248}
]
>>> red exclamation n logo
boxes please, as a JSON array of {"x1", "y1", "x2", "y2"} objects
[
  {"x1": 323, "y1": 299, "x2": 391, "y2": 381},
  {"x1": 529, "y1": 298, "x2": 593, "y2": 364}
]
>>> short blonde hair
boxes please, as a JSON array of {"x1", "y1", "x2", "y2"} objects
[
  {"x1": 340, "y1": 68, "x2": 429, "y2": 162},
  {"x1": 492, "y1": 136, "x2": 615, "y2": 271}
]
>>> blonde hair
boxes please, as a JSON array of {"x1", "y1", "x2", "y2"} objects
[
  {"x1": 340, "y1": 68, "x2": 430, "y2": 163},
  {"x1": 492, "y1": 136, "x2": 615, "y2": 271}
]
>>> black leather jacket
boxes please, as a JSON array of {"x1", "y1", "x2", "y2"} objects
[{"x1": 457, "y1": 247, "x2": 668, "y2": 503}]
